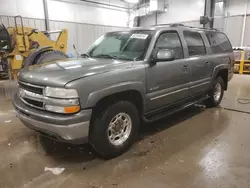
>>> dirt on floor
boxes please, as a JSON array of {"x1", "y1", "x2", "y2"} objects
[{"x1": 0, "y1": 75, "x2": 250, "y2": 188}]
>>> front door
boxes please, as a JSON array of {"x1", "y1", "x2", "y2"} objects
[{"x1": 146, "y1": 31, "x2": 190, "y2": 111}]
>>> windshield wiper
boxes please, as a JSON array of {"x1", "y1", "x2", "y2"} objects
[
  {"x1": 93, "y1": 54, "x2": 118, "y2": 59},
  {"x1": 81, "y1": 53, "x2": 91, "y2": 58}
]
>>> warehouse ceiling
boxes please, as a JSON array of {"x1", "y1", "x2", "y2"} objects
[
  {"x1": 79, "y1": 0, "x2": 135, "y2": 8},
  {"x1": 53, "y1": 0, "x2": 135, "y2": 9}
]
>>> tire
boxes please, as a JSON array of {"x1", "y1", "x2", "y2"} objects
[
  {"x1": 205, "y1": 77, "x2": 225, "y2": 108},
  {"x1": 89, "y1": 101, "x2": 140, "y2": 159},
  {"x1": 33, "y1": 50, "x2": 68, "y2": 65},
  {"x1": 38, "y1": 135, "x2": 56, "y2": 155}
]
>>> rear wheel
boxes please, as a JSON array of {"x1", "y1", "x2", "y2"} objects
[
  {"x1": 205, "y1": 77, "x2": 225, "y2": 108},
  {"x1": 89, "y1": 101, "x2": 140, "y2": 159}
]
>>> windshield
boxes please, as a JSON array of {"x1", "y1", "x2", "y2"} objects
[{"x1": 87, "y1": 30, "x2": 153, "y2": 61}]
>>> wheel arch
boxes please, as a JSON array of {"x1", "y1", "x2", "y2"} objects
[
  {"x1": 211, "y1": 65, "x2": 229, "y2": 90},
  {"x1": 85, "y1": 82, "x2": 146, "y2": 116}
]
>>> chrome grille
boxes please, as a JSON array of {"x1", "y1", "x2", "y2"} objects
[
  {"x1": 17, "y1": 81, "x2": 80, "y2": 112},
  {"x1": 23, "y1": 98, "x2": 44, "y2": 108},
  {"x1": 18, "y1": 81, "x2": 44, "y2": 95},
  {"x1": 18, "y1": 81, "x2": 45, "y2": 110}
]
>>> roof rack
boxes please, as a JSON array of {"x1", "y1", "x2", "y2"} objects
[
  {"x1": 154, "y1": 23, "x2": 218, "y2": 31},
  {"x1": 171, "y1": 23, "x2": 219, "y2": 31}
]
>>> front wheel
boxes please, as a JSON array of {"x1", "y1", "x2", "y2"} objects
[
  {"x1": 205, "y1": 77, "x2": 225, "y2": 108},
  {"x1": 89, "y1": 101, "x2": 140, "y2": 159}
]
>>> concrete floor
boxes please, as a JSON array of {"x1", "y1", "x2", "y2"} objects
[{"x1": 1, "y1": 75, "x2": 250, "y2": 188}]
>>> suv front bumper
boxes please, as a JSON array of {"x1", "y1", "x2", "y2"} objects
[{"x1": 12, "y1": 94, "x2": 92, "y2": 143}]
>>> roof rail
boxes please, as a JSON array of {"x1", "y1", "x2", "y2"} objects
[
  {"x1": 170, "y1": 23, "x2": 185, "y2": 27},
  {"x1": 169, "y1": 23, "x2": 219, "y2": 31},
  {"x1": 153, "y1": 23, "x2": 218, "y2": 31}
]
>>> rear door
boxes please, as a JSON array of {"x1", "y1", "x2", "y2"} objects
[{"x1": 182, "y1": 30, "x2": 212, "y2": 95}]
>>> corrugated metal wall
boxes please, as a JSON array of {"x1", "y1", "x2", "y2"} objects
[
  {"x1": 243, "y1": 16, "x2": 250, "y2": 46},
  {"x1": 212, "y1": 15, "x2": 250, "y2": 47},
  {"x1": 2, "y1": 14, "x2": 249, "y2": 48},
  {"x1": 0, "y1": 15, "x2": 127, "y2": 56},
  {"x1": 0, "y1": 15, "x2": 46, "y2": 30},
  {"x1": 178, "y1": 17, "x2": 249, "y2": 47},
  {"x1": 223, "y1": 16, "x2": 244, "y2": 47},
  {"x1": 49, "y1": 20, "x2": 126, "y2": 55}
]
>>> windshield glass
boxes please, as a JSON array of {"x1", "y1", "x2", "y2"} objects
[{"x1": 87, "y1": 30, "x2": 153, "y2": 61}]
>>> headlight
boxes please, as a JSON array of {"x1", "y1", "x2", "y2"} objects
[
  {"x1": 45, "y1": 87, "x2": 78, "y2": 99},
  {"x1": 44, "y1": 87, "x2": 80, "y2": 114}
]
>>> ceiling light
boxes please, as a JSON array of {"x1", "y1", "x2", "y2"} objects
[{"x1": 124, "y1": 0, "x2": 139, "y2": 4}]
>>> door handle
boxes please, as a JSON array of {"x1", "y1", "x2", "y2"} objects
[
  {"x1": 182, "y1": 64, "x2": 188, "y2": 72},
  {"x1": 182, "y1": 65, "x2": 188, "y2": 68}
]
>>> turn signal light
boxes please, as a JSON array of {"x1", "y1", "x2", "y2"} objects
[
  {"x1": 45, "y1": 105, "x2": 80, "y2": 114},
  {"x1": 64, "y1": 105, "x2": 80, "y2": 114}
]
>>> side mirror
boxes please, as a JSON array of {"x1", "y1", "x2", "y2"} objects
[{"x1": 156, "y1": 49, "x2": 175, "y2": 62}]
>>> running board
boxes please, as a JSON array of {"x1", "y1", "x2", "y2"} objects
[{"x1": 143, "y1": 95, "x2": 209, "y2": 123}]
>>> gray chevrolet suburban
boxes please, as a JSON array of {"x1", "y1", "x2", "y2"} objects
[{"x1": 13, "y1": 24, "x2": 234, "y2": 158}]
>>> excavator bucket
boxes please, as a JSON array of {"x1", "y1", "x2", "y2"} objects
[{"x1": 0, "y1": 24, "x2": 11, "y2": 53}]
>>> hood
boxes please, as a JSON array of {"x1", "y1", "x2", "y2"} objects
[{"x1": 18, "y1": 58, "x2": 132, "y2": 87}]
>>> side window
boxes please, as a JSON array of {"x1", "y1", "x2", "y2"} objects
[
  {"x1": 183, "y1": 31, "x2": 206, "y2": 56},
  {"x1": 206, "y1": 32, "x2": 233, "y2": 53},
  {"x1": 155, "y1": 31, "x2": 184, "y2": 59}
]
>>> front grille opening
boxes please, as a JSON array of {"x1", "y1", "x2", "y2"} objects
[
  {"x1": 19, "y1": 82, "x2": 43, "y2": 95},
  {"x1": 23, "y1": 98, "x2": 43, "y2": 108}
]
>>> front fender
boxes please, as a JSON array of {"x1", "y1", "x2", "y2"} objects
[{"x1": 84, "y1": 81, "x2": 146, "y2": 109}]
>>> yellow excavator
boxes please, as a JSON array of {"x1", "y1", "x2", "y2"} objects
[{"x1": 0, "y1": 16, "x2": 68, "y2": 80}]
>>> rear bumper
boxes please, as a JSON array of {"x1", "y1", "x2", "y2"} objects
[{"x1": 13, "y1": 94, "x2": 92, "y2": 143}]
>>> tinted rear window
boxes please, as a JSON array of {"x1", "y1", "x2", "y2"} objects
[
  {"x1": 206, "y1": 32, "x2": 233, "y2": 53},
  {"x1": 183, "y1": 31, "x2": 206, "y2": 56}
]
